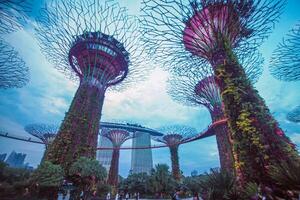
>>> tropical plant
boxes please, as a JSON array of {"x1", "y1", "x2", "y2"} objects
[
  {"x1": 147, "y1": 164, "x2": 177, "y2": 197},
  {"x1": 269, "y1": 160, "x2": 300, "y2": 198},
  {"x1": 0, "y1": 161, "x2": 32, "y2": 198},
  {"x1": 199, "y1": 168, "x2": 239, "y2": 200},
  {"x1": 183, "y1": 175, "x2": 205, "y2": 199},
  {"x1": 0, "y1": 161, "x2": 32, "y2": 184},
  {"x1": 30, "y1": 161, "x2": 64, "y2": 199},
  {"x1": 119, "y1": 172, "x2": 150, "y2": 195},
  {"x1": 242, "y1": 182, "x2": 260, "y2": 199},
  {"x1": 69, "y1": 157, "x2": 107, "y2": 199},
  {"x1": 96, "y1": 182, "x2": 111, "y2": 198}
]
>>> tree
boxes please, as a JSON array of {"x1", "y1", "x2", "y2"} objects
[
  {"x1": 69, "y1": 157, "x2": 107, "y2": 199},
  {"x1": 147, "y1": 164, "x2": 176, "y2": 197},
  {"x1": 119, "y1": 172, "x2": 150, "y2": 195},
  {"x1": 183, "y1": 175, "x2": 204, "y2": 200},
  {"x1": 0, "y1": 161, "x2": 32, "y2": 198},
  {"x1": 30, "y1": 161, "x2": 64, "y2": 199}
]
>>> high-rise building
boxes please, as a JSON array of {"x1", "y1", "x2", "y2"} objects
[
  {"x1": 5, "y1": 151, "x2": 26, "y2": 168},
  {"x1": 131, "y1": 132, "x2": 153, "y2": 174},
  {"x1": 0, "y1": 153, "x2": 7, "y2": 162},
  {"x1": 97, "y1": 135, "x2": 113, "y2": 172}
]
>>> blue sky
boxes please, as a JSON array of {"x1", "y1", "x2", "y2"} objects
[{"x1": 0, "y1": 0, "x2": 300, "y2": 177}]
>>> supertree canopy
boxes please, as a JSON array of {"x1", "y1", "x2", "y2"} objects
[
  {"x1": 34, "y1": 0, "x2": 148, "y2": 172},
  {"x1": 153, "y1": 125, "x2": 197, "y2": 181},
  {"x1": 168, "y1": 51, "x2": 263, "y2": 173},
  {"x1": 287, "y1": 106, "x2": 300, "y2": 123},
  {"x1": 24, "y1": 123, "x2": 58, "y2": 149},
  {"x1": 141, "y1": 0, "x2": 299, "y2": 186},
  {"x1": 0, "y1": 39, "x2": 29, "y2": 89},
  {"x1": 100, "y1": 127, "x2": 136, "y2": 187},
  {"x1": 0, "y1": 0, "x2": 31, "y2": 34},
  {"x1": 270, "y1": 23, "x2": 300, "y2": 81}
]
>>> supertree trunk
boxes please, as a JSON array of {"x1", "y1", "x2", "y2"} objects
[
  {"x1": 210, "y1": 41, "x2": 299, "y2": 184},
  {"x1": 107, "y1": 148, "x2": 120, "y2": 186},
  {"x1": 213, "y1": 124, "x2": 234, "y2": 174},
  {"x1": 210, "y1": 108, "x2": 235, "y2": 174},
  {"x1": 45, "y1": 82, "x2": 105, "y2": 172},
  {"x1": 169, "y1": 145, "x2": 181, "y2": 181}
]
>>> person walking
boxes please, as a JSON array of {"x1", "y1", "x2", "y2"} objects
[
  {"x1": 106, "y1": 192, "x2": 111, "y2": 200},
  {"x1": 125, "y1": 193, "x2": 129, "y2": 200},
  {"x1": 115, "y1": 193, "x2": 119, "y2": 200}
]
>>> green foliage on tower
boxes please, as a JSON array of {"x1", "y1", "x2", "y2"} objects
[
  {"x1": 212, "y1": 40, "x2": 299, "y2": 187},
  {"x1": 45, "y1": 84, "x2": 104, "y2": 173}
]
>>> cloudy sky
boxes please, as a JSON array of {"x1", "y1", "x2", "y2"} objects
[{"x1": 0, "y1": 0, "x2": 300, "y2": 177}]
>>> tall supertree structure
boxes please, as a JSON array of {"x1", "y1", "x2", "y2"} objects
[
  {"x1": 168, "y1": 52, "x2": 263, "y2": 174},
  {"x1": 270, "y1": 23, "x2": 300, "y2": 81},
  {"x1": 100, "y1": 127, "x2": 136, "y2": 187},
  {"x1": 0, "y1": 0, "x2": 31, "y2": 34},
  {"x1": 153, "y1": 125, "x2": 197, "y2": 181},
  {"x1": 34, "y1": 0, "x2": 147, "y2": 171},
  {"x1": 0, "y1": 39, "x2": 29, "y2": 89},
  {"x1": 141, "y1": 0, "x2": 299, "y2": 185},
  {"x1": 287, "y1": 106, "x2": 300, "y2": 123},
  {"x1": 24, "y1": 123, "x2": 58, "y2": 149}
]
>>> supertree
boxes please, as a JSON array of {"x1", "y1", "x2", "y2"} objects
[
  {"x1": 270, "y1": 23, "x2": 300, "y2": 81},
  {"x1": 100, "y1": 127, "x2": 136, "y2": 187},
  {"x1": 287, "y1": 106, "x2": 300, "y2": 123},
  {"x1": 0, "y1": 39, "x2": 29, "y2": 89},
  {"x1": 24, "y1": 123, "x2": 58, "y2": 149},
  {"x1": 0, "y1": 0, "x2": 31, "y2": 34},
  {"x1": 141, "y1": 0, "x2": 299, "y2": 185},
  {"x1": 34, "y1": 0, "x2": 148, "y2": 172},
  {"x1": 153, "y1": 125, "x2": 197, "y2": 181},
  {"x1": 168, "y1": 51, "x2": 263, "y2": 174}
]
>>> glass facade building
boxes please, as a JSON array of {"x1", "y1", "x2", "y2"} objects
[
  {"x1": 131, "y1": 132, "x2": 153, "y2": 174},
  {"x1": 97, "y1": 135, "x2": 113, "y2": 171}
]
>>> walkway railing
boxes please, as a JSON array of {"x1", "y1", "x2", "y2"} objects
[{"x1": 0, "y1": 118, "x2": 227, "y2": 150}]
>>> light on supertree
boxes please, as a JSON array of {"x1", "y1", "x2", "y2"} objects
[
  {"x1": 24, "y1": 123, "x2": 58, "y2": 149},
  {"x1": 0, "y1": 39, "x2": 29, "y2": 89},
  {"x1": 141, "y1": 0, "x2": 299, "y2": 185},
  {"x1": 270, "y1": 23, "x2": 300, "y2": 81},
  {"x1": 287, "y1": 106, "x2": 300, "y2": 123},
  {"x1": 168, "y1": 51, "x2": 263, "y2": 174},
  {"x1": 100, "y1": 127, "x2": 136, "y2": 187},
  {"x1": 153, "y1": 125, "x2": 197, "y2": 181},
  {"x1": 0, "y1": 0, "x2": 31, "y2": 34},
  {"x1": 34, "y1": 0, "x2": 148, "y2": 171}
]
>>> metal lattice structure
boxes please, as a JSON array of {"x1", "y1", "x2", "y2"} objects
[
  {"x1": 24, "y1": 123, "x2": 58, "y2": 148},
  {"x1": 141, "y1": 0, "x2": 300, "y2": 186},
  {"x1": 34, "y1": 0, "x2": 149, "y2": 171},
  {"x1": 153, "y1": 125, "x2": 197, "y2": 181},
  {"x1": 270, "y1": 23, "x2": 300, "y2": 81},
  {"x1": 100, "y1": 126, "x2": 136, "y2": 187},
  {"x1": 0, "y1": 0, "x2": 31, "y2": 34},
  {"x1": 287, "y1": 106, "x2": 300, "y2": 123},
  {"x1": 35, "y1": 0, "x2": 149, "y2": 90},
  {"x1": 141, "y1": 0, "x2": 282, "y2": 68},
  {"x1": 0, "y1": 39, "x2": 29, "y2": 89}
]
